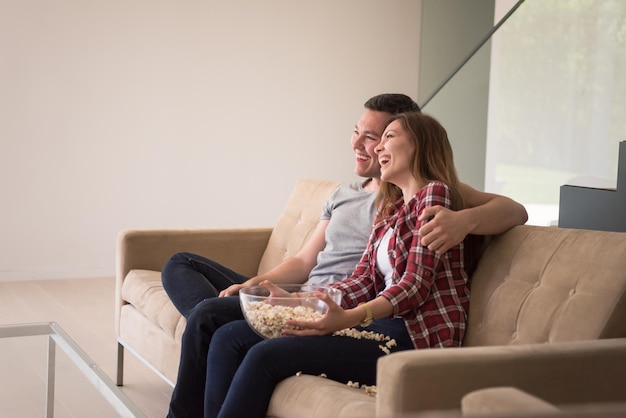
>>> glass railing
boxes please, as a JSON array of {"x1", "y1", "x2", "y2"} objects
[{"x1": 421, "y1": 0, "x2": 626, "y2": 226}]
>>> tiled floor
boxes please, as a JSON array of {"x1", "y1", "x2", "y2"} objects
[{"x1": 0, "y1": 278, "x2": 172, "y2": 418}]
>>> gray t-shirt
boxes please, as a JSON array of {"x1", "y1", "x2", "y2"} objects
[{"x1": 305, "y1": 180, "x2": 377, "y2": 287}]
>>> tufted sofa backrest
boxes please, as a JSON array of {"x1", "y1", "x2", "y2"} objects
[
  {"x1": 464, "y1": 225, "x2": 626, "y2": 346},
  {"x1": 257, "y1": 178, "x2": 340, "y2": 276}
]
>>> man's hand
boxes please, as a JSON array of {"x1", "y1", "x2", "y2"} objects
[
  {"x1": 219, "y1": 283, "x2": 247, "y2": 297},
  {"x1": 418, "y1": 206, "x2": 473, "y2": 254}
]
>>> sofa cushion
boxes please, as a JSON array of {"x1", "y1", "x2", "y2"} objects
[
  {"x1": 465, "y1": 225, "x2": 626, "y2": 347},
  {"x1": 461, "y1": 387, "x2": 561, "y2": 416},
  {"x1": 121, "y1": 268, "x2": 186, "y2": 340},
  {"x1": 257, "y1": 179, "x2": 339, "y2": 275},
  {"x1": 267, "y1": 375, "x2": 376, "y2": 418}
]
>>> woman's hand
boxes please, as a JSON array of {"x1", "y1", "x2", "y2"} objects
[{"x1": 283, "y1": 293, "x2": 355, "y2": 336}]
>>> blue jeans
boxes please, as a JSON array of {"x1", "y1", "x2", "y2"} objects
[
  {"x1": 206, "y1": 318, "x2": 414, "y2": 418},
  {"x1": 162, "y1": 252, "x2": 249, "y2": 317},
  {"x1": 162, "y1": 252, "x2": 249, "y2": 418}
]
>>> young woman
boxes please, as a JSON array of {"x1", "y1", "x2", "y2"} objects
[{"x1": 204, "y1": 111, "x2": 472, "y2": 418}]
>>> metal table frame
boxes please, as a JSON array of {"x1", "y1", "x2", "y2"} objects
[{"x1": 0, "y1": 322, "x2": 145, "y2": 418}]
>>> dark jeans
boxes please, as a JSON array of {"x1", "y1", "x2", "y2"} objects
[
  {"x1": 162, "y1": 252, "x2": 249, "y2": 317},
  {"x1": 206, "y1": 317, "x2": 414, "y2": 418},
  {"x1": 162, "y1": 252, "x2": 249, "y2": 418}
]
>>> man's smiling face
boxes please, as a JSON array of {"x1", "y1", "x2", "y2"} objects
[{"x1": 350, "y1": 109, "x2": 391, "y2": 180}]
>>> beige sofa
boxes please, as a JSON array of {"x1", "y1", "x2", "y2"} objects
[{"x1": 115, "y1": 178, "x2": 626, "y2": 417}]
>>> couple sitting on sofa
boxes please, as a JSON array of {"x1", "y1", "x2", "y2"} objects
[{"x1": 161, "y1": 93, "x2": 529, "y2": 418}]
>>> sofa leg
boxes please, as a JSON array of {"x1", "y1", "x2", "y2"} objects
[{"x1": 116, "y1": 342, "x2": 124, "y2": 386}]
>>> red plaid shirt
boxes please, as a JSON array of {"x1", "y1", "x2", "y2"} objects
[{"x1": 330, "y1": 181, "x2": 470, "y2": 349}]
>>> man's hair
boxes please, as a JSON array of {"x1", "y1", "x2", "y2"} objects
[{"x1": 364, "y1": 93, "x2": 421, "y2": 115}]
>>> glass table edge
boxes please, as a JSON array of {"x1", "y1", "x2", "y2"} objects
[{"x1": 0, "y1": 321, "x2": 146, "y2": 418}]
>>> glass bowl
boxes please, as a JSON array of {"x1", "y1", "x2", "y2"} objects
[{"x1": 239, "y1": 284, "x2": 342, "y2": 339}]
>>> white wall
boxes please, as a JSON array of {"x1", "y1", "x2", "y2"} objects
[{"x1": 0, "y1": 0, "x2": 421, "y2": 281}]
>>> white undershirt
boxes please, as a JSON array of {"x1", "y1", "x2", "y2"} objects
[{"x1": 376, "y1": 228, "x2": 394, "y2": 291}]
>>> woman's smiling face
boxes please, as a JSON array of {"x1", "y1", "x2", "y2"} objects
[{"x1": 376, "y1": 119, "x2": 416, "y2": 187}]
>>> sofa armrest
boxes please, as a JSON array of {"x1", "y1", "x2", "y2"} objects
[
  {"x1": 115, "y1": 228, "x2": 273, "y2": 329},
  {"x1": 376, "y1": 339, "x2": 626, "y2": 416}
]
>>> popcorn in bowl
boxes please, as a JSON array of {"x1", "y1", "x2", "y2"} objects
[{"x1": 239, "y1": 284, "x2": 342, "y2": 339}]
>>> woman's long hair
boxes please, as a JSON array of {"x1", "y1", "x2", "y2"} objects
[
  {"x1": 376, "y1": 111, "x2": 466, "y2": 219},
  {"x1": 375, "y1": 111, "x2": 485, "y2": 272}
]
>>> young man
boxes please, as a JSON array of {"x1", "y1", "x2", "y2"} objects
[{"x1": 162, "y1": 94, "x2": 528, "y2": 418}]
